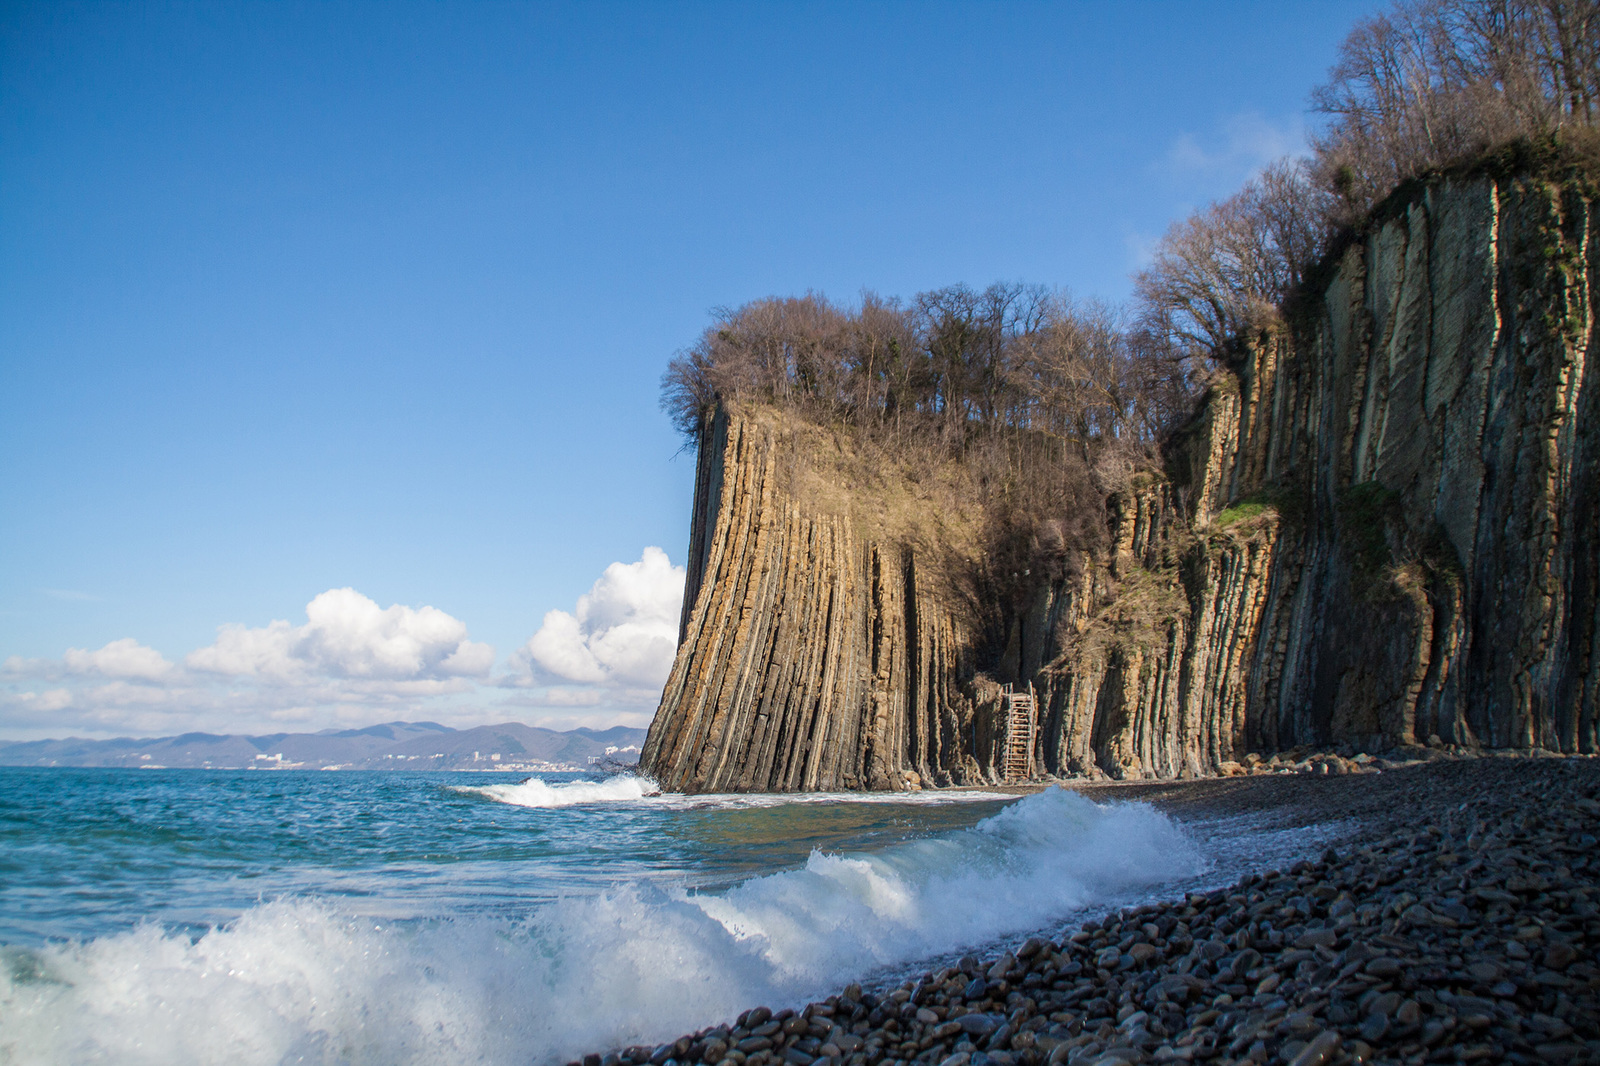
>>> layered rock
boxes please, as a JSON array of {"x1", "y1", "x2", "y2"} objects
[
  {"x1": 1161, "y1": 168, "x2": 1599, "y2": 758},
  {"x1": 640, "y1": 407, "x2": 978, "y2": 792},
  {"x1": 642, "y1": 165, "x2": 1599, "y2": 791}
]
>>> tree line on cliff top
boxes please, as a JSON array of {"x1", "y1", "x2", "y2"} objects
[
  {"x1": 660, "y1": 0, "x2": 1597, "y2": 600},
  {"x1": 664, "y1": 0, "x2": 1597, "y2": 447}
]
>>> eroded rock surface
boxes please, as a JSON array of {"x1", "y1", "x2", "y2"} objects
[{"x1": 642, "y1": 168, "x2": 1598, "y2": 792}]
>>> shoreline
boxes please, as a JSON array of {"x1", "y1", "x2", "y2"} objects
[{"x1": 577, "y1": 757, "x2": 1599, "y2": 1066}]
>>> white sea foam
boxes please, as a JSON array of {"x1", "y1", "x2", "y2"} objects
[
  {"x1": 0, "y1": 787, "x2": 1200, "y2": 1066},
  {"x1": 462, "y1": 773, "x2": 664, "y2": 807},
  {"x1": 459, "y1": 772, "x2": 1014, "y2": 810}
]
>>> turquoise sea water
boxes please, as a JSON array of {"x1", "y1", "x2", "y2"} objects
[
  {"x1": 0, "y1": 768, "x2": 1020, "y2": 946},
  {"x1": 0, "y1": 767, "x2": 1323, "y2": 1066}
]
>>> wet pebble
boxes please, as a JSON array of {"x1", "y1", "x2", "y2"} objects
[{"x1": 578, "y1": 758, "x2": 1600, "y2": 1066}]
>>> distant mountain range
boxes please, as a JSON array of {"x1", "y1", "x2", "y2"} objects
[{"x1": 0, "y1": 721, "x2": 647, "y2": 771}]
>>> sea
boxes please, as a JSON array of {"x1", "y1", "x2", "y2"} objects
[{"x1": 0, "y1": 767, "x2": 1338, "y2": 1066}]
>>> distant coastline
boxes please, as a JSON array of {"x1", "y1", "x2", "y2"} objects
[{"x1": 0, "y1": 719, "x2": 645, "y2": 772}]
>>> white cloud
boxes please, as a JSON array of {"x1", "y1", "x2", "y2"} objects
[
  {"x1": 8, "y1": 688, "x2": 73, "y2": 712},
  {"x1": 64, "y1": 638, "x2": 177, "y2": 680},
  {"x1": 523, "y1": 610, "x2": 606, "y2": 683},
  {"x1": 3, "y1": 589, "x2": 494, "y2": 738},
  {"x1": 4, "y1": 638, "x2": 175, "y2": 681},
  {"x1": 1165, "y1": 112, "x2": 1307, "y2": 180},
  {"x1": 187, "y1": 588, "x2": 494, "y2": 681},
  {"x1": 510, "y1": 547, "x2": 684, "y2": 690},
  {"x1": 1126, "y1": 112, "x2": 1312, "y2": 276},
  {"x1": 1, "y1": 558, "x2": 681, "y2": 740}
]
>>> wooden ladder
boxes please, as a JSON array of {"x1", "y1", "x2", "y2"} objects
[{"x1": 1003, "y1": 684, "x2": 1035, "y2": 783}]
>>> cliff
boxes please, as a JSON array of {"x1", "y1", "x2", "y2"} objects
[
  {"x1": 641, "y1": 164, "x2": 1599, "y2": 791},
  {"x1": 640, "y1": 405, "x2": 985, "y2": 792}
]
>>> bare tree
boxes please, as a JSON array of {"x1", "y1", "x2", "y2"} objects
[
  {"x1": 1132, "y1": 159, "x2": 1332, "y2": 362},
  {"x1": 662, "y1": 284, "x2": 1190, "y2": 453},
  {"x1": 1312, "y1": 0, "x2": 1599, "y2": 219},
  {"x1": 661, "y1": 0, "x2": 1600, "y2": 565}
]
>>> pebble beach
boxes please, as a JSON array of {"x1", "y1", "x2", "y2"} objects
[{"x1": 577, "y1": 754, "x2": 1599, "y2": 1066}]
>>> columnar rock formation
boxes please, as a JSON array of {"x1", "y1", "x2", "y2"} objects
[
  {"x1": 641, "y1": 164, "x2": 1598, "y2": 791},
  {"x1": 641, "y1": 406, "x2": 978, "y2": 792}
]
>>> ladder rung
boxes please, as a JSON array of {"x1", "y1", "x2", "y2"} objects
[{"x1": 1001, "y1": 684, "x2": 1035, "y2": 783}]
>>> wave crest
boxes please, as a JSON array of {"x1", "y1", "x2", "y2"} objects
[
  {"x1": 460, "y1": 773, "x2": 663, "y2": 807},
  {"x1": 0, "y1": 787, "x2": 1201, "y2": 1066},
  {"x1": 461, "y1": 774, "x2": 1016, "y2": 811}
]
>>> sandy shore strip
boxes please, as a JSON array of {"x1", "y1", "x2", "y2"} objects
[{"x1": 575, "y1": 756, "x2": 1599, "y2": 1066}]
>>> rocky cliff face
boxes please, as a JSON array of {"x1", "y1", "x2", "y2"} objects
[
  {"x1": 1164, "y1": 168, "x2": 1599, "y2": 761},
  {"x1": 641, "y1": 167, "x2": 1598, "y2": 791},
  {"x1": 639, "y1": 406, "x2": 980, "y2": 792}
]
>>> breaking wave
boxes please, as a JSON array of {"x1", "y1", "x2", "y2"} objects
[
  {"x1": 458, "y1": 773, "x2": 1014, "y2": 810},
  {"x1": 461, "y1": 773, "x2": 664, "y2": 807},
  {"x1": 0, "y1": 787, "x2": 1201, "y2": 1066}
]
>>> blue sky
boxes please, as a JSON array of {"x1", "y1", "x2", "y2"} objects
[{"x1": 0, "y1": 0, "x2": 1376, "y2": 739}]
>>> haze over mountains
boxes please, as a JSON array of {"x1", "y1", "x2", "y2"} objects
[{"x1": 0, "y1": 721, "x2": 646, "y2": 771}]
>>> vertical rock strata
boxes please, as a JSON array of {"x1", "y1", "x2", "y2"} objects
[
  {"x1": 639, "y1": 406, "x2": 975, "y2": 792},
  {"x1": 642, "y1": 169, "x2": 1599, "y2": 792}
]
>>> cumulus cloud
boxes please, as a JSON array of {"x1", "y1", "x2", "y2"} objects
[
  {"x1": 65, "y1": 638, "x2": 177, "y2": 680},
  {"x1": 4, "y1": 638, "x2": 176, "y2": 681},
  {"x1": 188, "y1": 588, "x2": 494, "y2": 681},
  {"x1": 510, "y1": 547, "x2": 684, "y2": 690},
  {"x1": 1, "y1": 589, "x2": 497, "y2": 739},
  {"x1": 1, "y1": 556, "x2": 682, "y2": 740},
  {"x1": 7, "y1": 688, "x2": 73, "y2": 713}
]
